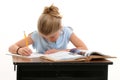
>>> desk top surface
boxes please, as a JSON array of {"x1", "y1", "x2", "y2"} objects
[{"x1": 12, "y1": 56, "x2": 113, "y2": 65}]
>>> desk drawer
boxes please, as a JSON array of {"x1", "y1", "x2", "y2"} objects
[
  {"x1": 21, "y1": 71, "x2": 104, "y2": 77},
  {"x1": 22, "y1": 77, "x2": 103, "y2": 80},
  {"x1": 19, "y1": 64, "x2": 106, "y2": 71},
  {"x1": 19, "y1": 71, "x2": 105, "y2": 80},
  {"x1": 17, "y1": 64, "x2": 107, "y2": 80}
]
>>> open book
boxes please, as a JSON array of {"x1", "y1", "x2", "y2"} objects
[{"x1": 7, "y1": 50, "x2": 116, "y2": 62}]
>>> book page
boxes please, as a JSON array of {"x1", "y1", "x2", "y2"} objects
[
  {"x1": 7, "y1": 51, "x2": 86, "y2": 60},
  {"x1": 81, "y1": 50, "x2": 116, "y2": 61},
  {"x1": 45, "y1": 51, "x2": 85, "y2": 61},
  {"x1": 82, "y1": 50, "x2": 105, "y2": 57}
]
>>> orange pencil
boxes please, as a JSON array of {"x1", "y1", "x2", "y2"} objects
[{"x1": 24, "y1": 31, "x2": 28, "y2": 47}]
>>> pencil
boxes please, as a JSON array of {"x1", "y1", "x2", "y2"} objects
[{"x1": 24, "y1": 31, "x2": 28, "y2": 47}]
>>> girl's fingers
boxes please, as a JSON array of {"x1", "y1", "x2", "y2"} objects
[
  {"x1": 19, "y1": 47, "x2": 32, "y2": 56},
  {"x1": 45, "y1": 49, "x2": 59, "y2": 54}
]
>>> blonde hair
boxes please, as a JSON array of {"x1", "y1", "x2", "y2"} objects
[{"x1": 38, "y1": 5, "x2": 62, "y2": 36}]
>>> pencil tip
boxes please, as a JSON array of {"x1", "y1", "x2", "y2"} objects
[{"x1": 23, "y1": 31, "x2": 26, "y2": 34}]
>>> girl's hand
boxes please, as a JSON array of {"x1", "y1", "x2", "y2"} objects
[
  {"x1": 18, "y1": 47, "x2": 32, "y2": 56},
  {"x1": 45, "y1": 49, "x2": 60, "y2": 54}
]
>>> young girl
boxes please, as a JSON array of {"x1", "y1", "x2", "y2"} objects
[{"x1": 9, "y1": 5, "x2": 88, "y2": 56}]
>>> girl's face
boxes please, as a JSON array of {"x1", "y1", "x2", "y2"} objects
[{"x1": 40, "y1": 30, "x2": 60, "y2": 42}]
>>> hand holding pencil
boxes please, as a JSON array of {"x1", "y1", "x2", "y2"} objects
[{"x1": 17, "y1": 31, "x2": 32, "y2": 56}]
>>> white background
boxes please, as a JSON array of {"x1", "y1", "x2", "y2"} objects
[{"x1": 0, "y1": 0, "x2": 120, "y2": 80}]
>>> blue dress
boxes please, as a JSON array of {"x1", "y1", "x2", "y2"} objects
[{"x1": 30, "y1": 26, "x2": 73, "y2": 53}]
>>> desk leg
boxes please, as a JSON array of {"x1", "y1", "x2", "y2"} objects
[
  {"x1": 17, "y1": 65, "x2": 22, "y2": 80},
  {"x1": 14, "y1": 65, "x2": 16, "y2": 71}
]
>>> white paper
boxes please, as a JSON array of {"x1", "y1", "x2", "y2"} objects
[{"x1": 6, "y1": 52, "x2": 44, "y2": 58}]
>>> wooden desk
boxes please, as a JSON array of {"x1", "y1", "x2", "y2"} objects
[{"x1": 12, "y1": 56, "x2": 113, "y2": 80}]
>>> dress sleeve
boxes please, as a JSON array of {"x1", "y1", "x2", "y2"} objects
[
  {"x1": 64, "y1": 27, "x2": 73, "y2": 40},
  {"x1": 29, "y1": 31, "x2": 39, "y2": 49}
]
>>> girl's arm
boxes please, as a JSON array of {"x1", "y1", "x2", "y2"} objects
[
  {"x1": 8, "y1": 36, "x2": 33, "y2": 56},
  {"x1": 70, "y1": 33, "x2": 88, "y2": 50}
]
